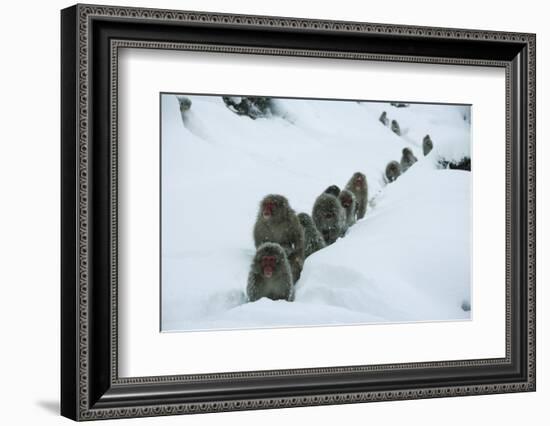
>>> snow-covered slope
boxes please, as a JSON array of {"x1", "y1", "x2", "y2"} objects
[{"x1": 161, "y1": 94, "x2": 471, "y2": 332}]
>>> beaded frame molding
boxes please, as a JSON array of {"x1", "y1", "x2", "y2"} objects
[{"x1": 61, "y1": 3, "x2": 536, "y2": 421}]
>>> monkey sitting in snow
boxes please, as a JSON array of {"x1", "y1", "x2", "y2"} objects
[{"x1": 247, "y1": 243, "x2": 294, "y2": 302}]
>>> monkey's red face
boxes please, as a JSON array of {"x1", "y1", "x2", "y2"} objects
[
  {"x1": 261, "y1": 255, "x2": 276, "y2": 278},
  {"x1": 354, "y1": 175, "x2": 364, "y2": 189},
  {"x1": 262, "y1": 200, "x2": 276, "y2": 219}
]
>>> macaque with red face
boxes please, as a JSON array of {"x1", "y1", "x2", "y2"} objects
[
  {"x1": 253, "y1": 194, "x2": 305, "y2": 283},
  {"x1": 345, "y1": 172, "x2": 368, "y2": 220},
  {"x1": 338, "y1": 189, "x2": 358, "y2": 234},
  {"x1": 247, "y1": 243, "x2": 294, "y2": 302}
]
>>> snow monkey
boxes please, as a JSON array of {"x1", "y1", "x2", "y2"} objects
[
  {"x1": 247, "y1": 243, "x2": 294, "y2": 302},
  {"x1": 400, "y1": 147, "x2": 418, "y2": 173},
  {"x1": 177, "y1": 96, "x2": 192, "y2": 112},
  {"x1": 385, "y1": 160, "x2": 401, "y2": 183},
  {"x1": 423, "y1": 134, "x2": 434, "y2": 156},
  {"x1": 253, "y1": 194, "x2": 305, "y2": 283},
  {"x1": 297, "y1": 212, "x2": 326, "y2": 258},
  {"x1": 345, "y1": 172, "x2": 368, "y2": 220},
  {"x1": 323, "y1": 185, "x2": 341, "y2": 198},
  {"x1": 391, "y1": 119, "x2": 401, "y2": 136},
  {"x1": 338, "y1": 189, "x2": 358, "y2": 234},
  {"x1": 312, "y1": 193, "x2": 346, "y2": 245},
  {"x1": 379, "y1": 111, "x2": 389, "y2": 126}
]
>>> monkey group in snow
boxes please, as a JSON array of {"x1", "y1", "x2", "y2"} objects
[
  {"x1": 253, "y1": 194, "x2": 305, "y2": 283},
  {"x1": 247, "y1": 242, "x2": 294, "y2": 302},
  {"x1": 423, "y1": 134, "x2": 433, "y2": 156},
  {"x1": 247, "y1": 170, "x2": 373, "y2": 302},
  {"x1": 345, "y1": 172, "x2": 368, "y2": 219},
  {"x1": 246, "y1": 108, "x2": 439, "y2": 302},
  {"x1": 298, "y1": 212, "x2": 326, "y2": 258},
  {"x1": 385, "y1": 161, "x2": 401, "y2": 183},
  {"x1": 400, "y1": 148, "x2": 418, "y2": 173},
  {"x1": 385, "y1": 144, "x2": 423, "y2": 184}
]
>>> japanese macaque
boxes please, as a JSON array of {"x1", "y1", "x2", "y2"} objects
[
  {"x1": 323, "y1": 185, "x2": 341, "y2": 198},
  {"x1": 177, "y1": 96, "x2": 192, "y2": 112},
  {"x1": 379, "y1": 111, "x2": 389, "y2": 126},
  {"x1": 423, "y1": 134, "x2": 434, "y2": 156},
  {"x1": 338, "y1": 189, "x2": 358, "y2": 234},
  {"x1": 345, "y1": 172, "x2": 368, "y2": 219},
  {"x1": 297, "y1": 213, "x2": 326, "y2": 258},
  {"x1": 247, "y1": 243, "x2": 294, "y2": 302},
  {"x1": 312, "y1": 194, "x2": 346, "y2": 245},
  {"x1": 385, "y1": 160, "x2": 401, "y2": 183},
  {"x1": 400, "y1": 147, "x2": 418, "y2": 173},
  {"x1": 253, "y1": 194, "x2": 305, "y2": 283},
  {"x1": 391, "y1": 119, "x2": 401, "y2": 136}
]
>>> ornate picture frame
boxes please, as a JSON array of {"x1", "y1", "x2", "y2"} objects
[{"x1": 61, "y1": 3, "x2": 536, "y2": 421}]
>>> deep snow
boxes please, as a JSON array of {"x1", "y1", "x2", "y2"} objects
[{"x1": 161, "y1": 94, "x2": 471, "y2": 332}]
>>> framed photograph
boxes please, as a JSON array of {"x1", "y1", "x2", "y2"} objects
[{"x1": 61, "y1": 4, "x2": 536, "y2": 421}]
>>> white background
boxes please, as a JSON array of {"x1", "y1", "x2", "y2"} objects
[
  {"x1": 0, "y1": 0, "x2": 546, "y2": 425},
  {"x1": 119, "y1": 50, "x2": 505, "y2": 376}
]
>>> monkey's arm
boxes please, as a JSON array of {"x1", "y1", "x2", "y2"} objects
[
  {"x1": 246, "y1": 272, "x2": 260, "y2": 302},
  {"x1": 252, "y1": 221, "x2": 264, "y2": 248},
  {"x1": 291, "y1": 217, "x2": 306, "y2": 260}
]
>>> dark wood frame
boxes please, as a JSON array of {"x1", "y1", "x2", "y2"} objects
[{"x1": 61, "y1": 3, "x2": 536, "y2": 421}]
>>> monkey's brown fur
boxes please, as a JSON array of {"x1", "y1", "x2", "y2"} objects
[{"x1": 297, "y1": 213, "x2": 326, "y2": 258}]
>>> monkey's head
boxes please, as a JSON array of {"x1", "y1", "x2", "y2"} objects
[
  {"x1": 351, "y1": 172, "x2": 366, "y2": 190},
  {"x1": 177, "y1": 96, "x2": 192, "y2": 112},
  {"x1": 402, "y1": 148, "x2": 413, "y2": 156},
  {"x1": 254, "y1": 243, "x2": 286, "y2": 279},
  {"x1": 259, "y1": 194, "x2": 290, "y2": 221},
  {"x1": 324, "y1": 185, "x2": 341, "y2": 197},
  {"x1": 338, "y1": 190, "x2": 355, "y2": 209}
]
